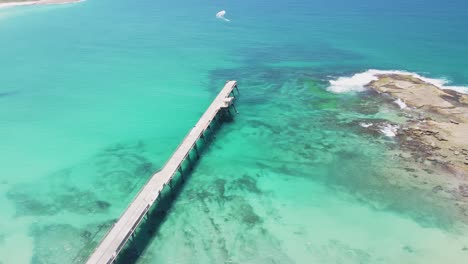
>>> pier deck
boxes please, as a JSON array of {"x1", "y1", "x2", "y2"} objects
[{"x1": 86, "y1": 81, "x2": 238, "y2": 264}]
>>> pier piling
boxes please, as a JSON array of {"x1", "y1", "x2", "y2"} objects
[{"x1": 86, "y1": 81, "x2": 238, "y2": 264}]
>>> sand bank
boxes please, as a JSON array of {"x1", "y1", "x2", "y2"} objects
[{"x1": 0, "y1": 0, "x2": 81, "y2": 9}]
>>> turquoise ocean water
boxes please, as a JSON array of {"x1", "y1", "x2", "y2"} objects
[{"x1": 1, "y1": 0, "x2": 468, "y2": 263}]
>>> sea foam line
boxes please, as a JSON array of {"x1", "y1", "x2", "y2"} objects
[{"x1": 327, "y1": 69, "x2": 468, "y2": 94}]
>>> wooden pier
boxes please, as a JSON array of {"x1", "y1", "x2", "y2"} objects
[{"x1": 86, "y1": 81, "x2": 239, "y2": 264}]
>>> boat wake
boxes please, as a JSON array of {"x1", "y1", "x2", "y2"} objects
[{"x1": 216, "y1": 10, "x2": 230, "y2": 22}]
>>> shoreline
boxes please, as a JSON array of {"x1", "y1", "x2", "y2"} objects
[{"x1": 0, "y1": 0, "x2": 81, "y2": 9}]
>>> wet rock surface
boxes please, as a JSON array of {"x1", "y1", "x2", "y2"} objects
[{"x1": 367, "y1": 74, "x2": 468, "y2": 177}]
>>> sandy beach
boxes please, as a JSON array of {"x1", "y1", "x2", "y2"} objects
[{"x1": 0, "y1": 0, "x2": 81, "y2": 9}]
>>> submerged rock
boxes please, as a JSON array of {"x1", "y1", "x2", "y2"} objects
[
  {"x1": 95, "y1": 200, "x2": 111, "y2": 210},
  {"x1": 432, "y1": 185, "x2": 443, "y2": 193},
  {"x1": 459, "y1": 185, "x2": 468, "y2": 197}
]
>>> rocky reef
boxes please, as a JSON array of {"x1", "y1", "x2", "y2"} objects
[{"x1": 366, "y1": 73, "x2": 468, "y2": 190}]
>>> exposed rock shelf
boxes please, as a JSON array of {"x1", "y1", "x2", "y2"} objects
[{"x1": 367, "y1": 74, "x2": 468, "y2": 177}]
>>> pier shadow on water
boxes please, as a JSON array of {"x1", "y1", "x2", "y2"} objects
[{"x1": 114, "y1": 108, "x2": 236, "y2": 264}]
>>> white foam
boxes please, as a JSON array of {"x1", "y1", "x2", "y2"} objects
[
  {"x1": 379, "y1": 124, "x2": 399, "y2": 137},
  {"x1": 216, "y1": 10, "x2": 230, "y2": 22},
  {"x1": 359, "y1": 122, "x2": 373, "y2": 128},
  {"x1": 327, "y1": 71, "x2": 378, "y2": 93},
  {"x1": 394, "y1": 98, "x2": 407, "y2": 109},
  {"x1": 327, "y1": 69, "x2": 468, "y2": 94}
]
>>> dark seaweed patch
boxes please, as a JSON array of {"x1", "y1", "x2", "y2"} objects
[
  {"x1": 134, "y1": 162, "x2": 154, "y2": 176},
  {"x1": 403, "y1": 245, "x2": 414, "y2": 253},
  {"x1": 248, "y1": 119, "x2": 281, "y2": 134},
  {"x1": 80, "y1": 230, "x2": 92, "y2": 240},
  {"x1": 6, "y1": 190, "x2": 58, "y2": 216},
  {"x1": 0, "y1": 90, "x2": 19, "y2": 98},
  {"x1": 95, "y1": 200, "x2": 111, "y2": 210},
  {"x1": 238, "y1": 203, "x2": 262, "y2": 227},
  {"x1": 213, "y1": 178, "x2": 227, "y2": 198},
  {"x1": 7, "y1": 141, "x2": 156, "y2": 218},
  {"x1": 231, "y1": 175, "x2": 262, "y2": 194},
  {"x1": 7, "y1": 187, "x2": 111, "y2": 216}
]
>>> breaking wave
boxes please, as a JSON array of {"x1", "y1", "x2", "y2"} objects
[
  {"x1": 379, "y1": 124, "x2": 399, "y2": 138},
  {"x1": 327, "y1": 69, "x2": 468, "y2": 94},
  {"x1": 394, "y1": 98, "x2": 407, "y2": 109}
]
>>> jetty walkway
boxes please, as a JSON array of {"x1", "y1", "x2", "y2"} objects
[{"x1": 87, "y1": 81, "x2": 239, "y2": 264}]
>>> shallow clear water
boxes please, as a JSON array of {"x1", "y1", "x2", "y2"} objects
[{"x1": 1, "y1": 0, "x2": 468, "y2": 263}]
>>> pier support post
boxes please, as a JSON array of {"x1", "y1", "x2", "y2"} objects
[
  {"x1": 217, "y1": 112, "x2": 222, "y2": 125},
  {"x1": 131, "y1": 234, "x2": 140, "y2": 256},
  {"x1": 157, "y1": 190, "x2": 161, "y2": 202},
  {"x1": 232, "y1": 103, "x2": 239, "y2": 114},
  {"x1": 187, "y1": 154, "x2": 192, "y2": 169},
  {"x1": 168, "y1": 180, "x2": 176, "y2": 198},
  {"x1": 226, "y1": 107, "x2": 233, "y2": 118},
  {"x1": 213, "y1": 115, "x2": 218, "y2": 128},
  {"x1": 194, "y1": 144, "x2": 200, "y2": 160},
  {"x1": 85, "y1": 81, "x2": 239, "y2": 264},
  {"x1": 178, "y1": 166, "x2": 184, "y2": 180}
]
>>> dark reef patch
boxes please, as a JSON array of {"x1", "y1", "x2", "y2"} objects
[
  {"x1": 403, "y1": 245, "x2": 414, "y2": 253},
  {"x1": 204, "y1": 58, "x2": 467, "y2": 231},
  {"x1": 0, "y1": 90, "x2": 19, "y2": 98},
  {"x1": 95, "y1": 200, "x2": 111, "y2": 210},
  {"x1": 236, "y1": 203, "x2": 262, "y2": 227},
  {"x1": 7, "y1": 186, "x2": 111, "y2": 216},
  {"x1": 213, "y1": 178, "x2": 227, "y2": 198},
  {"x1": 7, "y1": 141, "x2": 156, "y2": 218},
  {"x1": 231, "y1": 174, "x2": 262, "y2": 194}
]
